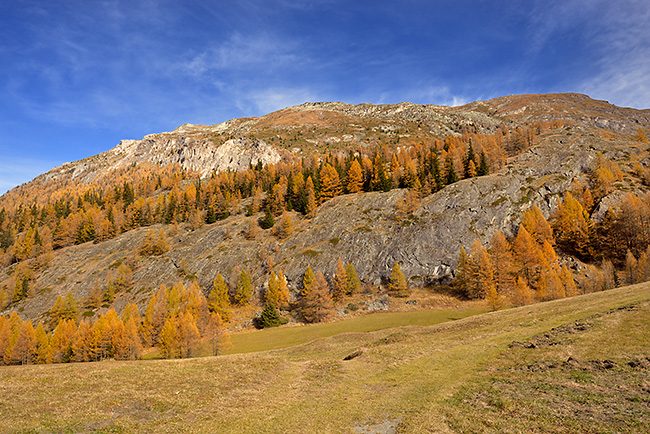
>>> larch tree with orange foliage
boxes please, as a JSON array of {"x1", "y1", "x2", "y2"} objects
[
  {"x1": 559, "y1": 265, "x2": 578, "y2": 297},
  {"x1": 521, "y1": 205, "x2": 554, "y2": 245},
  {"x1": 300, "y1": 271, "x2": 334, "y2": 323},
  {"x1": 319, "y1": 163, "x2": 341, "y2": 202},
  {"x1": 346, "y1": 159, "x2": 364, "y2": 193},
  {"x1": 388, "y1": 261, "x2": 409, "y2": 297},
  {"x1": 552, "y1": 192, "x2": 594, "y2": 259},
  {"x1": 488, "y1": 230, "x2": 516, "y2": 297},
  {"x1": 512, "y1": 276, "x2": 534, "y2": 306},
  {"x1": 513, "y1": 225, "x2": 544, "y2": 287},
  {"x1": 331, "y1": 258, "x2": 348, "y2": 301}
]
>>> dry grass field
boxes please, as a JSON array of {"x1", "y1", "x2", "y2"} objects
[{"x1": 1, "y1": 283, "x2": 649, "y2": 433}]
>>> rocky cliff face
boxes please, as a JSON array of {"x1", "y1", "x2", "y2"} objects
[{"x1": 113, "y1": 135, "x2": 282, "y2": 177}]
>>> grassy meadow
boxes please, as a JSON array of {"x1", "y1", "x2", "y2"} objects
[{"x1": 1, "y1": 283, "x2": 649, "y2": 433}]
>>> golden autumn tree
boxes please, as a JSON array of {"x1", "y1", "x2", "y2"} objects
[
  {"x1": 234, "y1": 269, "x2": 253, "y2": 306},
  {"x1": 488, "y1": 230, "x2": 516, "y2": 297},
  {"x1": 34, "y1": 322, "x2": 51, "y2": 364},
  {"x1": 600, "y1": 260, "x2": 617, "y2": 291},
  {"x1": 204, "y1": 312, "x2": 231, "y2": 356},
  {"x1": 331, "y1": 258, "x2": 348, "y2": 301},
  {"x1": 345, "y1": 262, "x2": 361, "y2": 295},
  {"x1": 71, "y1": 320, "x2": 94, "y2": 363},
  {"x1": 485, "y1": 281, "x2": 501, "y2": 311},
  {"x1": 118, "y1": 317, "x2": 142, "y2": 360},
  {"x1": 158, "y1": 317, "x2": 179, "y2": 358},
  {"x1": 521, "y1": 205, "x2": 554, "y2": 245},
  {"x1": 388, "y1": 261, "x2": 409, "y2": 297},
  {"x1": 633, "y1": 127, "x2": 649, "y2": 143},
  {"x1": 10, "y1": 320, "x2": 36, "y2": 365},
  {"x1": 637, "y1": 247, "x2": 650, "y2": 283},
  {"x1": 346, "y1": 159, "x2": 364, "y2": 193},
  {"x1": 300, "y1": 271, "x2": 334, "y2": 323},
  {"x1": 625, "y1": 250, "x2": 639, "y2": 285},
  {"x1": 272, "y1": 212, "x2": 294, "y2": 239},
  {"x1": 395, "y1": 189, "x2": 420, "y2": 221},
  {"x1": 302, "y1": 265, "x2": 316, "y2": 297},
  {"x1": 139, "y1": 228, "x2": 169, "y2": 256},
  {"x1": 305, "y1": 176, "x2": 317, "y2": 218},
  {"x1": 513, "y1": 225, "x2": 543, "y2": 286},
  {"x1": 559, "y1": 265, "x2": 578, "y2": 297},
  {"x1": 319, "y1": 163, "x2": 341, "y2": 202},
  {"x1": 553, "y1": 192, "x2": 593, "y2": 259},
  {"x1": 478, "y1": 248, "x2": 497, "y2": 303},
  {"x1": 176, "y1": 312, "x2": 201, "y2": 358},
  {"x1": 208, "y1": 274, "x2": 231, "y2": 321},
  {"x1": 50, "y1": 319, "x2": 76, "y2": 363},
  {"x1": 265, "y1": 272, "x2": 280, "y2": 305},
  {"x1": 276, "y1": 270, "x2": 290, "y2": 308},
  {"x1": 0, "y1": 316, "x2": 10, "y2": 365},
  {"x1": 121, "y1": 302, "x2": 141, "y2": 325},
  {"x1": 545, "y1": 268, "x2": 565, "y2": 300},
  {"x1": 512, "y1": 276, "x2": 534, "y2": 306}
]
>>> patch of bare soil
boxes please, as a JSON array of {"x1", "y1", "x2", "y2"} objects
[
  {"x1": 353, "y1": 419, "x2": 401, "y2": 434},
  {"x1": 509, "y1": 320, "x2": 593, "y2": 349}
]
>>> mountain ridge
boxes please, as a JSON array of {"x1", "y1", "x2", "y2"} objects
[
  {"x1": 1, "y1": 92, "x2": 649, "y2": 329},
  {"x1": 6, "y1": 92, "x2": 649, "y2": 200}
]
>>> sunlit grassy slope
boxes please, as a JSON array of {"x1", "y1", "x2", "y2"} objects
[{"x1": 2, "y1": 283, "x2": 649, "y2": 433}]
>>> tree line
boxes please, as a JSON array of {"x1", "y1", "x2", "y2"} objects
[
  {"x1": 0, "y1": 125, "x2": 551, "y2": 274},
  {"x1": 0, "y1": 280, "x2": 230, "y2": 366}
]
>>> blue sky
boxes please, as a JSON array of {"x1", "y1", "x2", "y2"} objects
[{"x1": 1, "y1": 0, "x2": 649, "y2": 195}]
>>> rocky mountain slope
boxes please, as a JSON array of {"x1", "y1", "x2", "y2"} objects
[{"x1": 1, "y1": 93, "x2": 649, "y2": 325}]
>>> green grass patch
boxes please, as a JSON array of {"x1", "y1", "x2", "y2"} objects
[
  {"x1": 301, "y1": 249, "x2": 321, "y2": 258},
  {"x1": 108, "y1": 258, "x2": 125, "y2": 270},
  {"x1": 225, "y1": 305, "x2": 486, "y2": 355}
]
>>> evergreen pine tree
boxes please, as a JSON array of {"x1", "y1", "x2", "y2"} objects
[
  {"x1": 256, "y1": 302, "x2": 288, "y2": 328},
  {"x1": 477, "y1": 151, "x2": 489, "y2": 176},
  {"x1": 259, "y1": 206, "x2": 275, "y2": 229},
  {"x1": 462, "y1": 143, "x2": 477, "y2": 179},
  {"x1": 444, "y1": 155, "x2": 458, "y2": 185}
]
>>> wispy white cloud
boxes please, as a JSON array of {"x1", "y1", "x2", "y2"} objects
[
  {"x1": 180, "y1": 32, "x2": 304, "y2": 76},
  {"x1": 368, "y1": 84, "x2": 469, "y2": 108},
  {"x1": 525, "y1": 0, "x2": 650, "y2": 109},
  {"x1": 577, "y1": 1, "x2": 650, "y2": 108},
  {"x1": 0, "y1": 157, "x2": 56, "y2": 196},
  {"x1": 241, "y1": 87, "x2": 320, "y2": 114}
]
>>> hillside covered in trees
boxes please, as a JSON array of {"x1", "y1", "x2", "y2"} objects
[{"x1": 1, "y1": 93, "x2": 650, "y2": 365}]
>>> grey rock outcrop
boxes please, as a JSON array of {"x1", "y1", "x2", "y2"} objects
[{"x1": 113, "y1": 135, "x2": 281, "y2": 177}]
